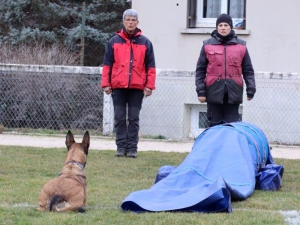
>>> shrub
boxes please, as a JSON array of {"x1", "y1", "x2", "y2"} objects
[{"x1": 0, "y1": 42, "x2": 79, "y2": 65}]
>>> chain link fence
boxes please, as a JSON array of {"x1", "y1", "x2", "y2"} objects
[
  {"x1": 0, "y1": 64, "x2": 103, "y2": 133},
  {"x1": 1, "y1": 64, "x2": 300, "y2": 145}
]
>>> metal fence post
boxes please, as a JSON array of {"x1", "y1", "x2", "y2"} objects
[{"x1": 103, "y1": 94, "x2": 114, "y2": 136}]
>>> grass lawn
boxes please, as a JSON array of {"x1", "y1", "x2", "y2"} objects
[{"x1": 0, "y1": 145, "x2": 299, "y2": 225}]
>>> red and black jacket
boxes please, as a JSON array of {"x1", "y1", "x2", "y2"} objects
[
  {"x1": 195, "y1": 32, "x2": 256, "y2": 104},
  {"x1": 101, "y1": 28, "x2": 156, "y2": 90}
]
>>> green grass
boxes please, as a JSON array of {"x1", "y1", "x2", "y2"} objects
[
  {"x1": 2, "y1": 127, "x2": 102, "y2": 136},
  {"x1": 0, "y1": 146, "x2": 299, "y2": 225}
]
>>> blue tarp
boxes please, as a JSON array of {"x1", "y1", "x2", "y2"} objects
[{"x1": 121, "y1": 122, "x2": 283, "y2": 213}]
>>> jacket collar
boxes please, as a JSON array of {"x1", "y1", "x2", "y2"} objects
[
  {"x1": 117, "y1": 28, "x2": 142, "y2": 40},
  {"x1": 211, "y1": 30, "x2": 239, "y2": 45}
]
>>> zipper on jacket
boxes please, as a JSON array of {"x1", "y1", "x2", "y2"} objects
[
  {"x1": 224, "y1": 44, "x2": 227, "y2": 93},
  {"x1": 224, "y1": 44, "x2": 227, "y2": 80},
  {"x1": 128, "y1": 39, "x2": 134, "y2": 88}
]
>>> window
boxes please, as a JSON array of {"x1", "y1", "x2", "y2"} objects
[
  {"x1": 188, "y1": 0, "x2": 246, "y2": 29},
  {"x1": 189, "y1": 104, "x2": 243, "y2": 139},
  {"x1": 198, "y1": 112, "x2": 210, "y2": 129},
  {"x1": 190, "y1": 105, "x2": 208, "y2": 138}
]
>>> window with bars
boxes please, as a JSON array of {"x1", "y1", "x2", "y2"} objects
[
  {"x1": 198, "y1": 112, "x2": 243, "y2": 129},
  {"x1": 198, "y1": 112, "x2": 209, "y2": 129},
  {"x1": 189, "y1": 105, "x2": 243, "y2": 138},
  {"x1": 188, "y1": 0, "x2": 246, "y2": 29}
]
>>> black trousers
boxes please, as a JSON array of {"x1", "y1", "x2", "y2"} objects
[
  {"x1": 111, "y1": 88, "x2": 144, "y2": 151},
  {"x1": 207, "y1": 94, "x2": 240, "y2": 127}
]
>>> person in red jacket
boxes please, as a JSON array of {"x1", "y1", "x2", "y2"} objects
[
  {"x1": 101, "y1": 9, "x2": 156, "y2": 158},
  {"x1": 195, "y1": 14, "x2": 256, "y2": 127}
]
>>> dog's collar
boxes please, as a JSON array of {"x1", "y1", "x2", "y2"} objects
[{"x1": 67, "y1": 161, "x2": 85, "y2": 170}]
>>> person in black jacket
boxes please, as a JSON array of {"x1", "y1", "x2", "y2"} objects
[{"x1": 195, "y1": 14, "x2": 256, "y2": 127}]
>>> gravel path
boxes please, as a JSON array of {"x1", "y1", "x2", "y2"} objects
[{"x1": 1, "y1": 133, "x2": 300, "y2": 159}]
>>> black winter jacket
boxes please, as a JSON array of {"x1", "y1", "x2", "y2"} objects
[{"x1": 195, "y1": 31, "x2": 256, "y2": 104}]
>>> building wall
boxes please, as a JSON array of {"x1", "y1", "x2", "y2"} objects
[{"x1": 132, "y1": 0, "x2": 300, "y2": 73}]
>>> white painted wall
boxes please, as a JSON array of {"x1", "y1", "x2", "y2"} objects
[{"x1": 133, "y1": 0, "x2": 300, "y2": 73}]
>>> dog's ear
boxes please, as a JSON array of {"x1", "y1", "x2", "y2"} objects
[
  {"x1": 65, "y1": 130, "x2": 75, "y2": 150},
  {"x1": 82, "y1": 131, "x2": 90, "y2": 155}
]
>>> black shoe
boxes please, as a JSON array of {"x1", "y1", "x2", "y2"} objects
[
  {"x1": 115, "y1": 149, "x2": 126, "y2": 157},
  {"x1": 127, "y1": 150, "x2": 137, "y2": 158}
]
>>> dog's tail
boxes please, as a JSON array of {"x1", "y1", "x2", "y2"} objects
[{"x1": 49, "y1": 195, "x2": 64, "y2": 211}]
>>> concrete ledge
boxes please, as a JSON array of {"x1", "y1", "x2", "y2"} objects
[
  {"x1": 0, "y1": 63, "x2": 101, "y2": 74},
  {"x1": 180, "y1": 28, "x2": 250, "y2": 35},
  {"x1": 1, "y1": 64, "x2": 299, "y2": 80}
]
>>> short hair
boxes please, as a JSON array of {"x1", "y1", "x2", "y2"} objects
[{"x1": 123, "y1": 9, "x2": 138, "y2": 21}]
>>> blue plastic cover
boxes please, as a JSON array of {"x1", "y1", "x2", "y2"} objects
[
  {"x1": 121, "y1": 122, "x2": 283, "y2": 213},
  {"x1": 255, "y1": 164, "x2": 284, "y2": 191}
]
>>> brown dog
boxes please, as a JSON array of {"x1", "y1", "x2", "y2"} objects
[{"x1": 38, "y1": 130, "x2": 90, "y2": 212}]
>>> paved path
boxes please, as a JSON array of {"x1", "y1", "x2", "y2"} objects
[{"x1": 1, "y1": 133, "x2": 300, "y2": 159}]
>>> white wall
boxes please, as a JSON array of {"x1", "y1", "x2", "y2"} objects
[
  {"x1": 246, "y1": 1, "x2": 300, "y2": 72},
  {"x1": 132, "y1": 0, "x2": 201, "y2": 70},
  {"x1": 133, "y1": 0, "x2": 300, "y2": 73}
]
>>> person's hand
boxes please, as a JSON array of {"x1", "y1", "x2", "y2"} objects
[
  {"x1": 144, "y1": 87, "x2": 152, "y2": 97},
  {"x1": 198, "y1": 96, "x2": 206, "y2": 103},
  {"x1": 103, "y1": 86, "x2": 112, "y2": 95},
  {"x1": 247, "y1": 97, "x2": 252, "y2": 101}
]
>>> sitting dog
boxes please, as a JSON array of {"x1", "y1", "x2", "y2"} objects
[{"x1": 38, "y1": 130, "x2": 90, "y2": 212}]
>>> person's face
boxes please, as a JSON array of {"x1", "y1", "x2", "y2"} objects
[
  {"x1": 123, "y1": 15, "x2": 139, "y2": 34},
  {"x1": 217, "y1": 22, "x2": 231, "y2": 36}
]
